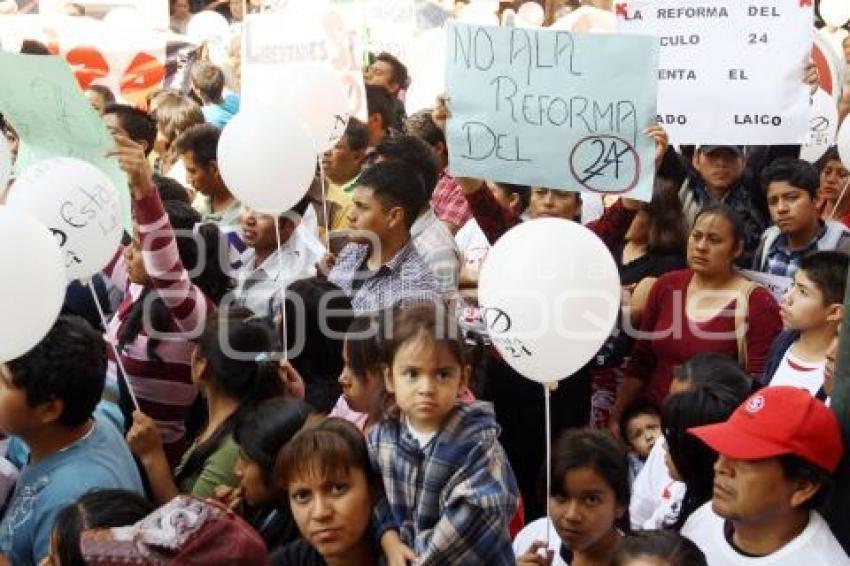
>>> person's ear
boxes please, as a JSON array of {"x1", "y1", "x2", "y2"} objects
[
  {"x1": 615, "y1": 502, "x2": 626, "y2": 520},
  {"x1": 459, "y1": 364, "x2": 472, "y2": 397},
  {"x1": 386, "y1": 205, "x2": 405, "y2": 230},
  {"x1": 383, "y1": 365, "x2": 395, "y2": 394},
  {"x1": 37, "y1": 398, "x2": 64, "y2": 426},
  {"x1": 733, "y1": 240, "x2": 744, "y2": 260},
  {"x1": 827, "y1": 303, "x2": 843, "y2": 324},
  {"x1": 353, "y1": 149, "x2": 367, "y2": 166},
  {"x1": 208, "y1": 160, "x2": 222, "y2": 180},
  {"x1": 789, "y1": 479, "x2": 821, "y2": 509},
  {"x1": 191, "y1": 351, "x2": 209, "y2": 383}
]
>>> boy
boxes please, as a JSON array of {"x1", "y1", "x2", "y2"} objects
[
  {"x1": 763, "y1": 250, "x2": 848, "y2": 399},
  {"x1": 0, "y1": 316, "x2": 144, "y2": 566},
  {"x1": 619, "y1": 401, "x2": 662, "y2": 480}
]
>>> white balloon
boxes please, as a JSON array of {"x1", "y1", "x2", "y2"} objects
[
  {"x1": 838, "y1": 117, "x2": 850, "y2": 170},
  {"x1": 516, "y1": 2, "x2": 545, "y2": 27},
  {"x1": 800, "y1": 89, "x2": 839, "y2": 163},
  {"x1": 187, "y1": 11, "x2": 230, "y2": 42},
  {"x1": 270, "y1": 65, "x2": 350, "y2": 152},
  {"x1": 820, "y1": 0, "x2": 850, "y2": 27},
  {"x1": 103, "y1": 7, "x2": 139, "y2": 28},
  {"x1": 0, "y1": 207, "x2": 66, "y2": 362},
  {"x1": 478, "y1": 218, "x2": 621, "y2": 384},
  {"x1": 0, "y1": 133, "x2": 9, "y2": 190},
  {"x1": 7, "y1": 158, "x2": 123, "y2": 282},
  {"x1": 218, "y1": 109, "x2": 317, "y2": 214}
]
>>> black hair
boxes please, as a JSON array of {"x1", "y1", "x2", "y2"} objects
[
  {"x1": 356, "y1": 160, "x2": 430, "y2": 229},
  {"x1": 344, "y1": 315, "x2": 383, "y2": 382},
  {"x1": 176, "y1": 307, "x2": 285, "y2": 485},
  {"x1": 372, "y1": 134, "x2": 439, "y2": 199},
  {"x1": 798, "y1": 250, "x2": 849, "y2": 306},
  {"x1": 7, "y1": 316, "x2": 106, "y2": 427},
  {"x1": 53, "y1": 490, "x2": 155, "y2": 566},
  {"x1": 281, "y1": 195, "x2": 311, "y2": 221},
  {"x1": 546, "y1": 428, "x2": 631, "y2": 533},
  {"x1": 87, "y1": 84, "x2": 115, "y2": 105},
  {"x1": 152, "y1": 174, "x2": 191, "y2": 204},
  {"x1": 173, "y1": 123, "x2": 221, "y2": 167},
  {"x1": 613, "y1": 530, "x2": 707, "y2": 566},
  {"x1": 664, "y1": 381, "x2": 751, "y2": 529},
  {"x1": 20, "y1": 39, "x2": 50, "y2": 55},
  {"x1": 760, "y1": 158, "x2": 820, "y2": 199},
  {"x1": 102, "y1": 103, "x2": 157, "y2": 156},
  {"x1": 492, "y1": 182, "x2": 531, "y2": 212},
  {"x1": 117, "y1": 200, "x2": 233, "y2": 361},
  {"x1": 190, "y1": 62, "x2": 226, "y2": 103},
  {"x1": 374, "y1": 52, "x2": 410, "y2": 90},
  {"x1": 779, "y1": 453, "x2": 834, "y2": 511},
  {"x1": 814, "y1": 146, "x2": 843, "y2": 175},
  {"x1": 233, "y1": 397, "x2": 312, "y2": 486},
  {"x1": 692, "y1": 203, "x2": 746, "y2": 250},
  {"x1": 282, "y1": 278, "x2": 354, "y2": 413},
  {"x1": 342, "y1": 117, "x2": 369, "y2": 152},
  {"x1": 618, "y1": 400, "x2": 660, "y2": 451},
  {"x1": 647, "y1": 178, "x2": 687, "y2": 256},
  {"x1": 672, "y1": 353, "x2": 754, "y2": 398},
  {"x1": 403, "y1": 109, "x2": 446, "y2": 148},
  {"x1": 365, "y1": 84, "x2": 395, "y2": 131}
]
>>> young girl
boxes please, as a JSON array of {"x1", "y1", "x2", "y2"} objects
[
  {"x1": 127, "y1": 307, "x2": 284, "y2": 504},
  {"x1": 613, "y1": 530, "x2": 706, "y2": 566},
  {"x1": 330, "y1": 316, "x2": 384, "y2": 432},
  {"x1": 369, "y1": 302, "x2": 519, "y2": 565},
  {"x1": 513, "y1": 429, "x2": 630, "y2": 566}
]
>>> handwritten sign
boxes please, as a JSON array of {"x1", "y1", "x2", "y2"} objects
[
  {"x1": 242, "y1": 0, "x2": 367, "y2": 120},
  {"x1": 800, "y1": 89, "x2": 839, "y2": 163},
  {"x1": 365, "y1": 0, "x2": 416, "y2": 63},
  {"x1": 616, "y1": 0, "x2": 813, "y2": 145},
  {"x1": 0, "y1": 51, "x2": 131, "y2": 232},
  {"x1": 445, "y1": 23, "x2": 659, "y2": 201},
  {"x1": 740, "y1": 269, "x2": 791, "y2": 304}
]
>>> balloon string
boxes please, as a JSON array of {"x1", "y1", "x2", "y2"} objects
[
  {"x1": 274, "y1": 216, "x2": 289, "y2": 362},
  {"x1": 829, "y1": 177, "x2": 850, "y2": 221},
  {"x1": 319, "y1": 158, "x2": 331, "y2": 251},
  {"x1": 87, "y1": 280, "x2": 140, "y2": 411},
  {"x1": 544, "y1": 383, "x2": 552, "y2": 552}
]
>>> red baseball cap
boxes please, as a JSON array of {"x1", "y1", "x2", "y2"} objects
[{"x1": 688, "y1": 386, "x2": 844, "y2": 473}]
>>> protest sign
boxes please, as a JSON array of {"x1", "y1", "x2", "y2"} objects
[
  {"x1": 741, "y1": 269, "x2": 792, "y2": 305},
  {"x1": 365, "y1": 0, "x2": 416, "y2": 63},
  {"x1": 444, "y1": 22, "x2": 659, "y2": 201},
  {"x1": 241, "y1": 0, "x2": 367, "y2": 120},
  {"x1": 800, "y1": 89, "x2": 839, "y2": 163},
  {"x1": 616, "y1": 0, "x2": 813, "y2": 145},
  {"x1": 0, "y1": 51, "x2": 131, "y2": 232}
]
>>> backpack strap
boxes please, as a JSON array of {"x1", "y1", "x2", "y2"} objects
[{"x1": 735, "y1": 280, "x2": 761, "y2": 370}]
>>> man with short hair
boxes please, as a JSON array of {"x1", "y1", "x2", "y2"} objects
[
  {"x1": 405, "y1": 109, "x2": 472, "y2": 235},
  {"x1": 328, "y1": 160, "x2": 438, "y2": 313},
  {"x1": 0, "y1": 316, "x2": 144, "y2": 566},
  {"x1": 172, "y1": 123, "x2": 241, "y2": 229},
  {"x1": 682, "y1": 386, "x2": 849, "y2": 564},
  {"x1": 365, "y1": 51, "x2": 409, "y2": 129},
  {"x1": 365, "y1": 84, "x2": 396, "y2": 148},
  {"x1": 322, "y1": 117, "x2": 369, "y2": 233},
  {"x1": 190, "y1": 61, "x2": 240, "y2": 129},
  {"x1": 753, "y1": 158, "x2": 850, "y2": 277}
]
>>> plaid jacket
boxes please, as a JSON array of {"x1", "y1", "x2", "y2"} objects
[{"x1": 367, "y1": 402, "x2": 519, "y2": 565}]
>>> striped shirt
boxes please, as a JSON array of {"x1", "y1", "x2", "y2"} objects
[{"x1": 104, "y1": 191, "x2": 213, "y2": 466}]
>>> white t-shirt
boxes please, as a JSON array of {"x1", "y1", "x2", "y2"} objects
[
  {"x1": 512, "y1": 518, "x2": 568, "y2": 566},
  {"x1": 682, "y1": 504, "x2": 850, "y2": 565},
  {"x1": 629, "y1": 437, "x2": 686, "y2": 530},
  {"x1": 770, "y1": 348, "x2": 825, "y2": 397}
]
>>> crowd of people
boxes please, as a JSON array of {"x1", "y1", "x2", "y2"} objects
[{"x1": 0, "y1": 1, "x2": 849, "y2": 565}]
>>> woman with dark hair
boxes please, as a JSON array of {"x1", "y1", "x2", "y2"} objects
[
  {"x1": 611, "y1": 204, "x2": 781, "y2": 426},
  {"x1": 613, "y1": 530, "x2": 706, "y2": 566},
  {"x1": 106, "y1": 134, "x2": 232, "y2": 466},
  {"x1": 630, "y1": 354, "x2": 753, "y2": 531},
  {"x1": 281, "y1": 277, "x2": 355, "y2": 413},
  {"x1": 513, "y1": 428, "x2": 631, "y2": 566},
  {"x1": 212, "y1": 397, "x2": 313, "y2": 554},
  {"x1": 661, "y1": 380, "x2": 751, "y2": 530},
  {"x1": 273, "y1": 417, "x2": 382, "y2": 566},
  {"x1": 330, "y1": 315, "x2": 384, "y2": 431},
  {"x1": 814, "y1": 147, "x2": 850, "y2": 225},
  {"x1": 127, "y1": 307, "x2": 284, "y2": 504},
  {"x1": 45, "y1": 489, "x2": 155, "y2": 566}
]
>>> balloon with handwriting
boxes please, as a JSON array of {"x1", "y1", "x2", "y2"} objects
[
  {"x1": 271, "y1": 64, "x2": 350, "y2": 152},
  {"x1": 217, "y1": 109, "x2": 317, "y2": 214},
  {"x1": 838, "y1": 115, "x2": 850, "y2": 171},
  {"x1": 478, "y1": 218, "x2": 621, "y2": 384},
  {"x1": 819, "y1": 0, "x2": 850, "y2": 27},
  {"x1": 7, "y1": 158, "x2": 123, "y2": 282},
  {"x1": 0, "y1": 207, "x2": 66, "y2": 362}
]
